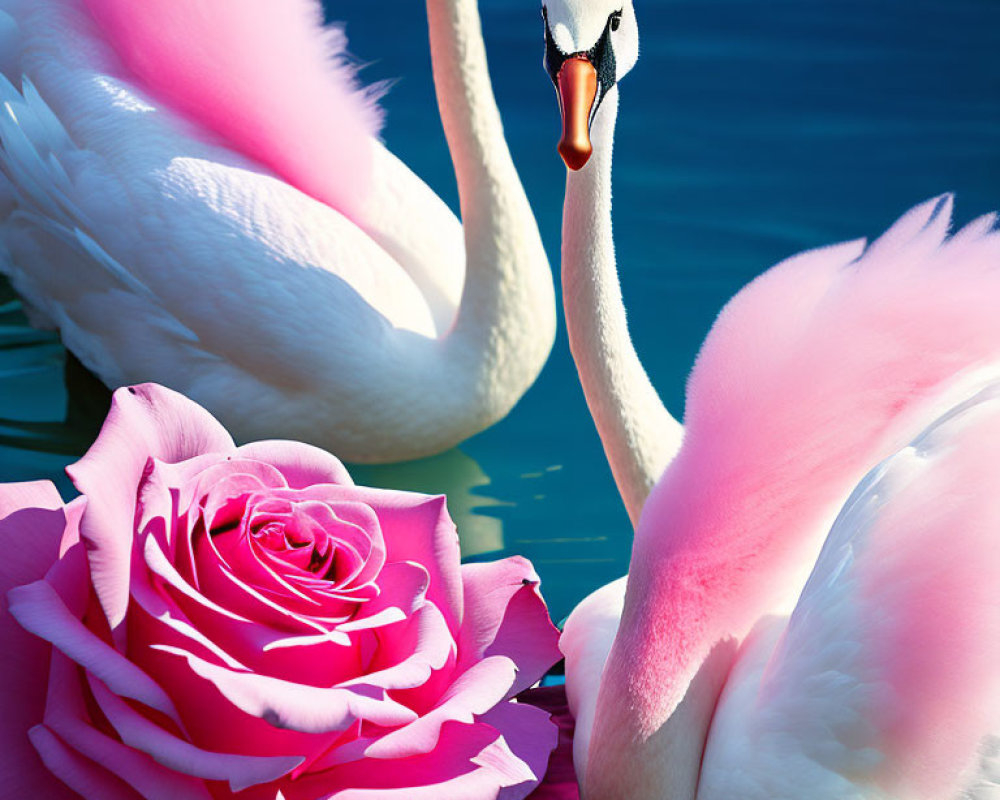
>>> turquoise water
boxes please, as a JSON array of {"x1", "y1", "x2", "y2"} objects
[{"x1": 1, "y1": 0, "x2": 998, "y2": 622}]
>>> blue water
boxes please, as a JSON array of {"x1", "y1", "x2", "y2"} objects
[{"x1": 1, "y1": 0, "x2": 998, "y2": 622}]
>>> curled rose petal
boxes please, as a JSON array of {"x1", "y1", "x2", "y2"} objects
[
  {"x1": 8, "y1": 561, "x2": 181, "y2": 725},
  {"x1": 459, "y1": 558, "x2": 563, "y2": 698},
  {"x1": 87, "y1": 675, "x2": 301, "y2": 792},
  {"x1": 359, "y1": 656, "x2": 519, "y2": 761},
  {"x1": 41, "y1": 649, "x2": 213, "y2": 800},
  {"x1": 290, "y1": 715, "x2": 552, "y2": 800},
  {"x1": 341, "y1": 602, "x2": 455, "y2": 695},
  {"x1": 152, "y1": 644, "x2": 420, "y2": 733},
  {"x1": 68, "y1": 385, "x2": 235, "y2": 629},
  {"x1": 235, "y1": 440, "x2": 354, "y2": 489},
  {"x1": 28, "y1": 724, "x2": 141, "y2": 800}
]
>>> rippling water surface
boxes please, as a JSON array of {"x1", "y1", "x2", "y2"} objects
[{"x1": 1, "y1": 0, "x2": 998, "y2": 621}]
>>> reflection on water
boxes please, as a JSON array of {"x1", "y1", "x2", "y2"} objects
[{"x1": 0, "y1": 288, "x2": 79, "y2": 497}]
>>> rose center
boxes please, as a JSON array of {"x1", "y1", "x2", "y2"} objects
[{"x1": 250, "y1": 517, "x2": 334, "y2": 577}]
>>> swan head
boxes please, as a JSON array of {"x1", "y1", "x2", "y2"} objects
[{"x1": 541, "y1": 0, "x2": 638, "y2": 170}]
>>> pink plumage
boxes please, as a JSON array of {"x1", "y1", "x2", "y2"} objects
[
  {"x1": 593, "y1": 195, "x2": 1000, "y2": 796},
  {"x1": 81, "y1": 0, "x2": 382, "y2": 220},
  {"x1": 638, "y1": 194, "x2": 1000, "y2": 654}
]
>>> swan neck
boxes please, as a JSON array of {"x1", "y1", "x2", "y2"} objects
[
  {"x1": 561, "y1": 90, "x2": 682, "y2": 526},
  {"x1": 425, "y1": 0, "x2": 555, "y2": 410}
]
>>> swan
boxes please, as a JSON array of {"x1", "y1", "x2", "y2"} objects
[
  {"x1": 541, "y1": 1, "x2": 1000, "y2": 797},
  {"x1": 0, "y1": 0, "x2": 556, "y2": 463}
]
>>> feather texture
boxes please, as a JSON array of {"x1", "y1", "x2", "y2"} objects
[
  {"x1": 79, "y1": 0, "x2": 382, "y2": 221},
  {"x1": 699, "y1": 383, "x2": 1000, "y2": 799}
]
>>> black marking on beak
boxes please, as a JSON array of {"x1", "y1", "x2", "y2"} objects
[{"x1": 542, "y1": 7, "x2": 619, "y2": 121}]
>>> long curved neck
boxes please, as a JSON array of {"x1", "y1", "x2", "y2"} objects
[
  {"x1": 561, "y1": 90, "x2": 683, "y2": 526},
  {"x1": 426, "y1": 0, "x2": 555, "y2": 417}
]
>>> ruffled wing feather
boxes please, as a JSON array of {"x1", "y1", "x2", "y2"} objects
[{"x1": 699, "y1": 384, "x2": 1000, "y2": 799}]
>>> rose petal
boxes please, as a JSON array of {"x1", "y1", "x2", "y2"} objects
[
  {"x1": 211, "y1": 526, "x2": 325, "y2": 611},
  {"x1": 361, "y1": 656, "x2": 518, "y2": 761},
  {"x1": 519, "y1": 686, "x2": 580, "y2": 800},
  {"x1": 253, "y1": 560, "x2": 431, "y2": 667},
  {"x1": 140, "y1": 535, "x2": 371, "y2": 686},
  {"x1": 188, "y1": 529, "x2": 346, "y2": 632},
  {"x1": 356, "y1": 561, "x2": 429, "y2": 619},
  {"x1": 211, "y1": 497, "x2": 385, "y2": 611},
  {"x1": 342, "y1": 602, "x2": 455, "y2": 695},
  {"x1": 0, "y1": 482, "x2": 81, "y2": 800},
  {"x1": 288, "y1": 718, "x2": 543, "y2": 800},
  {"x1": 0, "y1": 479, "x2": 63, "y2": 518},
  {"x1": 135, "y1": 455, "x2": 221, "y2": 561},
  {"x1": 133, "y1": 457, "x2": 227, "y2": 591},
  {"x1": 41, "y1": 649, "x2": 213, "y2": 800},
  {"x1": 193, "y1": 461, "x2": 288, "y2": 532},
  {"x1": 285, "y1": 500, "x2": 385, "y2": 589},
  {"x1": 28, "y1": 725, "x2": 142, "y2": 800},
  {"x1": 236, "y1": 440, "x2": 353, "y2": 488},
  {"x1": 67, "y1": 384, "x2": 235, "y2": 629},
  {"x1": 480, "y1": 701, "x2": 562, "y2": 800},
  {"x1": 263, "y1": 607, "x2": 403, "y2": 652},
  {"x1": 138, "y1": 533, "x2": 365, "y2": 682},
  {"x1": 152, "y1": 644, "x2": 419, "y2": 733},
  {"x1": 87, "y1": 674, "x2": 302, "y2": 792},
  {"x1": 307, "y1": 656, "x2": 521, "y2": 773},
  {"x1": 459, "y1": 558, "x2": 562, "y2": 698},
  {"x1": 292, "y1": 489, "x2": 464, "y2": 632},
  {"x1": 7, "y1": 555, "x2": 181, "y2": 725},
  {"x1": 133, "y1": 640, "x2": 346, "y2": 769},
  {"x1": 127, "y1": 559, "x2": 252, "y2": 672}
]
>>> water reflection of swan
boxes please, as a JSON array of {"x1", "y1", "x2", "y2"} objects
[{"x1": 0, "y1": 0, "x2": 554, "y2": 463}]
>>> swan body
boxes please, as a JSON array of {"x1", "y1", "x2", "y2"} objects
[
  {"x1": 0, "y1": 0, "x2": 556, "y2": 462},
  {"x1": 541, "y1": 2, "x2": 1000, "y2": 797}
]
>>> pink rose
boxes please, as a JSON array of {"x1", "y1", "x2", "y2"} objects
[{"x1": 0, "y1": 384, "x2": 562, "y2": 799}]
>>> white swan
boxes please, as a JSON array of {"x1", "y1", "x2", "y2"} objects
[
  {"x1": 0, "y1": 0, "x2": 555, "y2": 462},
  {"x1": 542, "y1": 1, "x2": 1000, "y2": 797}
]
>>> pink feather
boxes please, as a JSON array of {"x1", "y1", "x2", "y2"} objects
[
  {"x1": 625, "y1": 195, "x2": 1000, "y2": 727},
  {"x1": 80, "y1": 0, "x2": 383, "y2": 221}
]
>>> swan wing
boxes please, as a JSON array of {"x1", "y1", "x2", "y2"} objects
[
  {"x1": 73, "y1": 0, "x2": 472, "y2": 327},
  {"x1": 0, "y1": 0, "x2": 472, "y2": 442},
  {"x1": 0, "y1": 69, "x2": 208, "y2": 385},
  {"x1": 699, "y1": 384, "x2": 1000, "y2": 800},
  {"x1": 635, "y1": 196, "x2": 1000, "y2": 678}
]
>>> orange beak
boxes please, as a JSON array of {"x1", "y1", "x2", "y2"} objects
[{"x1": 557, "y1": 57, "x2": 599, "y2": 171}]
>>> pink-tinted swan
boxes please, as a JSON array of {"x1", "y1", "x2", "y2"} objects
[
  {"x1": 0, "y1": 0, "x2": 555, "y2": 462},
  {"x1": 542, "y1": 1, "x2": 1000, "y2": 797}
]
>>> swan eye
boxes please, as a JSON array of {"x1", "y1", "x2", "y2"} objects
[{"x1": 609, "y1": 10, "x2": 622, "y2": 31}]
